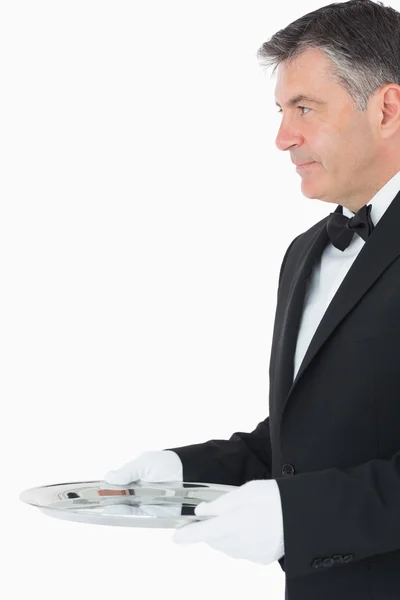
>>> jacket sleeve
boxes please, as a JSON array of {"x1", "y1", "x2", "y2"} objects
[
  {"x1": 164, "y1": 416, "x2": 273, "y2": 486},
  {"x1": 275, "y1": 449, "x2": 400, "y2": 579}
]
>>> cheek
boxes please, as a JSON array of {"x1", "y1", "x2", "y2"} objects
[
  {"x1": 334, "y1": 118, "x2": 375, "y2": 170},
  {"x1": 305, "y1": 122, "x2": 336, "y2": 169},
  {"x1": 313, "y1": 128, "x2": 356, "y2": 174}
]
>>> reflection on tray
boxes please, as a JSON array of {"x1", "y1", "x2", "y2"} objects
[{"x1": 54, "y1": 482, "x2": 217, "y2": 516}]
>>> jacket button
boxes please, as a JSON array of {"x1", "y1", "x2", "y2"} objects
[
  {"x1": 282, "y1": 464, "x2": 295, "y2": 476},
  {"x1": 343, "y1": 554, "x2": 354, "y2": 563},
  {"x1": 322, "y1": 558, "x2": 334, "y2": 568},
  {"x1": 312, "y1": 558, "x2": 324, "y2": 568}
]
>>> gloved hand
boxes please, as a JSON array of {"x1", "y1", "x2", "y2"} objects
[
  {"x1": 173, "y1": 479, "x2": 285, "y2": 565},
  {"x1": 102, "y1": 450, "x2": 183, "y2": 484}
]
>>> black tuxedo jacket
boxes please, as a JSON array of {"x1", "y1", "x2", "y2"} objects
[{"x1": 167, "y1": 189, "x2": 400, "y2": 600}]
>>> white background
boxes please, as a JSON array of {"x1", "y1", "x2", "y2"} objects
[{"x1": 1, "y1": 0, "x2": 374, "y2": 598}]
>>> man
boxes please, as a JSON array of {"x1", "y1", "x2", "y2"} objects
[{"x1": 104, "y1": 1, "x2": 400, "y2": 598}]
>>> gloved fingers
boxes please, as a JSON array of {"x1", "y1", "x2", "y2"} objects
[{"x1": 102, "y1": 464, "x2": 140, "y2": 484}]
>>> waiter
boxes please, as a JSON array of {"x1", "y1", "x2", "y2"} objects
[{"x1": 104, "y1": 1, "x2": 400, "y2": 598}]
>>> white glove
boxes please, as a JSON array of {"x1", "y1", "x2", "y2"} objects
[
  {"x1": 173, "y1": 479, "x2": 285, "y2": 564},
  {"x1": 102, "y1": 450, "x2": 183, "y2": 484}
]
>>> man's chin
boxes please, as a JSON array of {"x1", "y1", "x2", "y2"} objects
[
  {"x1": 300, "y1": 184, "x2": 323, "y2": 200},
  {"x1": 300, "y1": 185, "x2": 332, "y2": 202}
]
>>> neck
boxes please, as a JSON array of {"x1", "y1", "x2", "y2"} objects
[{"x1": 337, "y1": 164, "x2": 400, "y2": 212}]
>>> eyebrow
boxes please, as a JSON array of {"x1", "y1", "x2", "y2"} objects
[{"x1": 275, "y1": 94, "x2": 327, "y2": 108}]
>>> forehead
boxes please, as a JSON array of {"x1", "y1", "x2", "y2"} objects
[{"x1": 274, "y1": 48, "x2": 338, "y2": 107}]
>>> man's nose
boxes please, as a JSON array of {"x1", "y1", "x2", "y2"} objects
[{"x1": 275, "y1": 119, "x2": 303, "y2": 152}]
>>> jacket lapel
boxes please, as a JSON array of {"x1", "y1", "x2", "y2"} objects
[{"x1": 275, "y1": 189, "x2": 400, "y2": 426}]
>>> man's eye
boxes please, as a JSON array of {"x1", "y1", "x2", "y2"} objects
[{"x1": 277, "y1": 106, "x2": 311, "y2": 115}]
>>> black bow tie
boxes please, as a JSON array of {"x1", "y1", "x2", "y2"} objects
[{"x1": 326, "y1": 203, "x2": 374, "y2": 251}]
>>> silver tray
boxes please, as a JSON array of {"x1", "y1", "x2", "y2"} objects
[{"x1": 19, "y1": 480, "x2": 237, "y2": 528}]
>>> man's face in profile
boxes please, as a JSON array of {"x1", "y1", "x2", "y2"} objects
[{"x1": 274, "y1": 48, "x2": 381, "y2": 206}]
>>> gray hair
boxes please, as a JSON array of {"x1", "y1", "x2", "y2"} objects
[{"x1": 256, "y1": 0, "x2": 400, "y2": 112}]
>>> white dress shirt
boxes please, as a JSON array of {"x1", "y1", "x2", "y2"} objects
[{"x1": 272, "y1": 168, "x2": 400, "y2": 556}]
